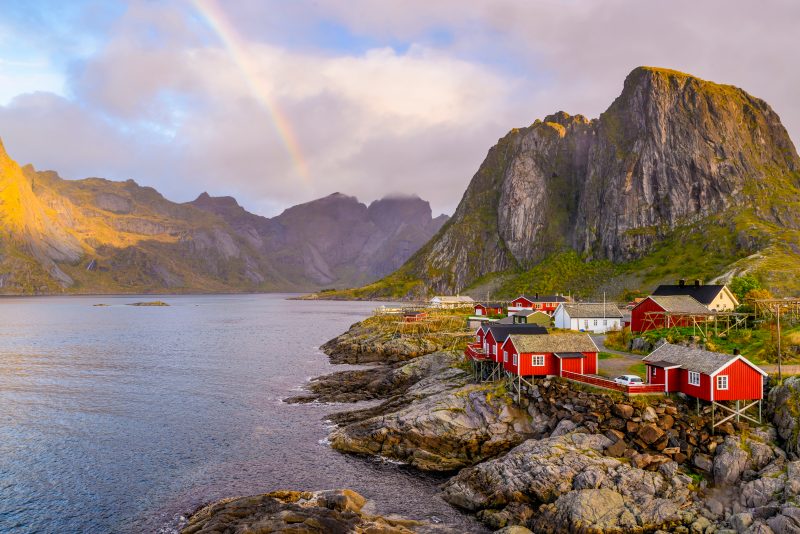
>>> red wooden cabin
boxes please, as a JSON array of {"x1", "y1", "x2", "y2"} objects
[
  {"x1": 474, "y1": 302, "x2": 504, "y2": 316},
  {"x1": 500, "y1": 333, "x2": 598, "y2": 377},
  {"x1": 630, "y1": 295, "x2": 709, "y2": 333},
  {"x1": 476, "y1": 323, "x2": 548, "y2": 362},
  {"x1": 643, "y1": 343, "x2": 766, "y2": 401},
  {"x1": 508, "y1": 294, "x2": 568, "y2": 316}
]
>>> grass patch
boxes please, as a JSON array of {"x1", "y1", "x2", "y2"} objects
[{"x1": 599, "y1": 352, "x2": 621, "y2": 360}]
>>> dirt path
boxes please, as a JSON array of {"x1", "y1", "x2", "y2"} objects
[{"x1": 591, "y1": 335, "x2": 645, "y2": 378}]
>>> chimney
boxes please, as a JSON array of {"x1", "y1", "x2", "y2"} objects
[
  {"x1": 733, "y1": 348, "x2": 740, "y2": 356},
  {"x1": 679, "y1": 279, "x2": 686, "y2": 287},
  {"x1": 694, "y1": 279, "x2": 701, "y2": 288},
  {"x1": 535, "y1": 292, "x2": 539, "y2": 299}
]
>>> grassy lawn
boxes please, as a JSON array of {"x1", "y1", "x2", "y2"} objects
[
  {"x1": 627, "y1": 362, "x2": 647, "y2": 377},
  {"x1": 599, "y1": 351, "x2": 621, "y2": 360}
]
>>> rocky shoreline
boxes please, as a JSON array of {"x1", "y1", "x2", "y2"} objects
[{"x1": 183, "y1": 318, "x2": 800, "y2": 533}]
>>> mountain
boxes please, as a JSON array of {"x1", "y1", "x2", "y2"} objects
[
  {"x1": 339, "y1": 67, "x2": 800, "y2": 299},
  {"x1": 189, "y1": 191, "x2": 447, "y2": 288},
  {"x1": 0, "y1": 139, "x2": 446, "y2": 294}
]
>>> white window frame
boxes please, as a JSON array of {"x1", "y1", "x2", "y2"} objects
[
  {"x1": 593, "y1": 319, "x2": 598, "y2": 326},
  {"x1": 532, "y1": 355, "x2": 545, "y2": 366},
  {"x1": 503, "y1": 350, "x2": 508, "y2": 363},
  {"x1": 717, "y1": 375, "x2": 728, "y2": 390},
  {"x1": 688, "y1": 371, "x2": 700, "y2": 386},
  {"x1": 512, "y1": 353, "x2": 518, "y2": 366}
]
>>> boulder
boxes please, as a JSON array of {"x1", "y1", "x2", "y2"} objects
[{"x1": 638, "y1": 423, "x2": 666, "y2": 445}]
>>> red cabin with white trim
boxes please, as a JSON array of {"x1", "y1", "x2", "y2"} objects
[
  {"x1": 474, "y1": 303, "x2": 503, "y2": 316},
  {"x1": 500, "y1": 333, "x2": 598, "y2": 378},
  {"x1": 643, "y1": 343, "x2": 766, "y2": 401},
  {"x1": 508, "y1": 294, "x2": 568, "y2": 316}
]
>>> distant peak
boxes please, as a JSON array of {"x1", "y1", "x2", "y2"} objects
[{"x1": 196, "y1": 191, "x2": 211, "y2": 201}]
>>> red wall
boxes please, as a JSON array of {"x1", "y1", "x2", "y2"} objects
[
  {"x1": 486, "y1": 330, "x2": 500, "y2": 362},
  {"x1": 560, "y1": 357, "x2": 583, "y2": 375},
  {"x1": 677, "y1": 369, "x2": 712, "y2": 401},
  {"x1": 501, "y1": 338, "x2": 517, "y2": 372},
  {"x1": 631, "y1": 298, "x2": 665, "y2": 332},
  {"x1": 713, "y1": 359, "x2": 764, "y2": 401},
  {"x1": 632, "y1": 297, "x2": 699, "y2": 332}
]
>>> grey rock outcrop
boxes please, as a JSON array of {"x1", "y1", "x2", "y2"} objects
[
  {"x1": 769, "y1": 376, "x2": 800, "y2": 458},
  {"x1": 441, "y1": 432, "x2": 696, "y2": 532}
]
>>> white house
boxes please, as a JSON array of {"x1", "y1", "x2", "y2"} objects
[
  {"x1": 553, "y1": 302, "x2": 624, "y2": 333},
  {"x1": 430, "y1": 295, "x2": 474, "y2": 309}
]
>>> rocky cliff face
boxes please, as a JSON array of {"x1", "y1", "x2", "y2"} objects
[
  {"x1": 381, "y1": 67, "x2": 800, "y2": 295},
  {"x1": 0, "y1": 139, "x2": 445, "y2": 294}
]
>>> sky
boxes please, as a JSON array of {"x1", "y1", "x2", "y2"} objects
[{"x1": 0, "y1": 0, "x2": 798, "y2": 217}]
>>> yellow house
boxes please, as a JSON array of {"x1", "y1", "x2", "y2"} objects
[{"x1": 652, "y1": 280, "x2": 739, "y2": 311}]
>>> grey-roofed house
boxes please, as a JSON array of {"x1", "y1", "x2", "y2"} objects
[
  {"x1": 553, "y1": 302, "x2": 624, "y2": 333},
  {"x1": 631, "y1": 295, "x2": 710, "y2": 332},
  {"x1": 642, "y1": 343, "x2": 766, "y2": 401},
  {"x1": 500, "y1": 333, "x2": 599, "y2": 377}
]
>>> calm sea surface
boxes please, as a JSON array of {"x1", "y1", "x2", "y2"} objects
[{"x1": 0, "y1": 295, "x2": 483, "y2": 533}]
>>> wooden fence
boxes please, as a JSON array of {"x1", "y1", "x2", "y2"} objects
[{"x1": 561, "y1": 371, "x2": 665, "y2": 396}]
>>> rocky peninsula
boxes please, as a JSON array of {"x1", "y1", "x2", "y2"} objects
[{"x1": 185, "y1": 314, "x2": 800, "y2": 533}]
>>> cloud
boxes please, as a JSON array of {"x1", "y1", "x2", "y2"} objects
[{"x1": 1, "y1": 0, "x2": 799, "y2": 218}]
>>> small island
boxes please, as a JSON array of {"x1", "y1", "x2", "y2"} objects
[{"x1": 127, "y1": 301, "x2": 170, "y2": 307}]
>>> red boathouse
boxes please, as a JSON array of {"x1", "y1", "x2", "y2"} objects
[{"x1": 631, "y1": 295, "x2": 710, "y2": 333}]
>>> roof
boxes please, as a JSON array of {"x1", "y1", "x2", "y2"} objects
[
  {"x1": 652, "y1": 284, "x2": 729, "y2": 306},
  {"x1": 483, "y1": 324, "x2": 548, "y2": 342},
  {"x1": 645, "y1": 360, "x2": 680, "y2": 369},
  {"x1": 554, "y1": 352, "x2": 585, "y2": 359},
  {"x1": 643, "y1": 343, "x2": 767, "y2": 376},
  {"x1": 643, "y1": 295, "x2": 710, "y2": 314},
  {"x1": 515, "y1": 294, "x2": 568, "y2": 303},
  {"x1": 507, "y1": 333, "x2": 598, "y2": 353},
  {"x1": 515, "y1": 310, "x2": 550, "y2": 317},
  {"x1": 475, "y1": 302, "x2": 504, "y2": 308},
  {"x1": 431, "y1": 295, "x2": 474, "y2": 303},
  {"x1": 558, "y1": 302, "x2": 623, "y2": 318}
]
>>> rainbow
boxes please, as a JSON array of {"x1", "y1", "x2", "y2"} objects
[{"x1": 191, "y1": 0, "x2": 310, "y2": 182}]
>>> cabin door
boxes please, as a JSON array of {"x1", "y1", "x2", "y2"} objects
[{"x1": 560, "y1": 357, "x2": 583, "y2": 376}]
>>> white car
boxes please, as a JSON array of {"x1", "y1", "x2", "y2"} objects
[{"x1": 614, "y1": 375, "x2": 644, "y2": 386}]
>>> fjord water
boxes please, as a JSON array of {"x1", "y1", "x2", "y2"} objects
[{"x1": 0, "y1": 295, "x2": 481, "y2": 533}]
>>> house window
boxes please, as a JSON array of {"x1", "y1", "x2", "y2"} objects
[
  {"x1": 593, "y1": 319, "x2": 598, "y2": 326},
  {"x1": 513, "y1": 354, "x2": 518, "y2": 366},
  {"x1": 603, "y1": 319, "x2": 607, "y2": 326},
  {"x1": 717, "y1": 375, "x2": 729, "y2": 390},
  {"x1": 532, "y1": 355, "x2": 545, "y2": 366},
  {"x1": 688, "y1": 371, "x2": 700, "y2": 386},
  {"x1": 584, "y1": 320, "x2": 589, "y2": 328},
  {"x1": 503, "y1": 350, "x2": 508, "y2": 363}
]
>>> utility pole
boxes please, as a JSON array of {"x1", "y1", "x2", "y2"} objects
[{"x1": 776, "y1": 303, "x2": 782, "y2": 382}]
